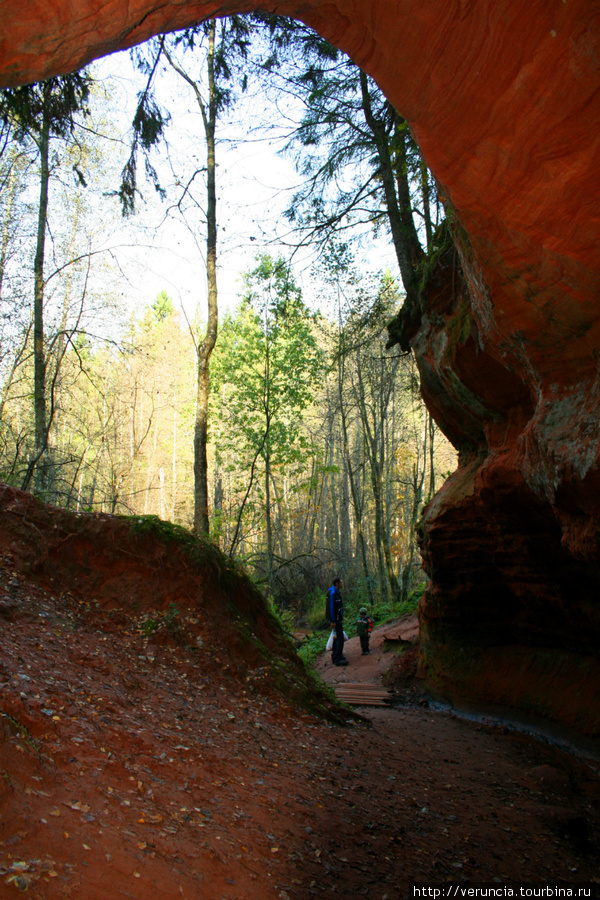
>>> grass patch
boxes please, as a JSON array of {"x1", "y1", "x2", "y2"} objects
[
  {"x1": 140, "y1": 602, "x2": 181, "y2": 639},
  {"x1": 0, "y1": 712, "x2": 42, "y2": 758},
  {"x1": 298, "y1": 631, "x2": 330, "y2": 668}
]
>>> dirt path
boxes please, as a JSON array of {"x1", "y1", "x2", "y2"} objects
[
  {"x1": 310, "y1": 616, "x2": 600, "y2": 895},
  {"x1": 2, "y1": 602, "x2": 600, "y2": 898},
  {"x1": 313, "y1": 615, "x2": 420, "y2": 688}
]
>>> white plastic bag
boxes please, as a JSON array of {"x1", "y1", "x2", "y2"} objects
[{"x1": 326, "y1": 630, "x2": 334, "y2": 651}]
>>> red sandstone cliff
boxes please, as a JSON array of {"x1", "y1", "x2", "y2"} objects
[{"x1": 0, "y1": 0, "x2": 599, "y2": 731}]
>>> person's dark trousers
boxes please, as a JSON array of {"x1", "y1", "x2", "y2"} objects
[
  {"x1": 360, "y1": 634, "x2": 369, "y2": 653},
  {"x1": 332, "y1": 620, "x2": 345, "y2": 664}
]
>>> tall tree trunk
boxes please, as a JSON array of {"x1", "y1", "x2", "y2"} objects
[
  {"x1": 22, "y1": 84, "x2": 51, "y2": 494},
  {"x1": 264, "y1": 445, "x2": 274, "y2": 596},
  {"x1": 359, "y1": 72, "x2": 423, "y2": 307},
  {"x1": 263, "y1": 301, "x2": 274, "y2": 597},
  {"x1": 306, "y1": 456, "x2": 320, "y2": 554},
  {"x1": 172, "y1": 401, "x2": 178, "y2": 522},
  {"x1": 377, "y1": 357, "x2": 401, "y2": 599},
  {"x1": 34, "y1": 88, "x2": 50, "y2": 470},
  {"x1": 165, "y1": 27, "x2": 219, "y2": 536},
  {"x1": 401, "y1": 459, "x2": 425, "y2": 602},
  {"x1": 48, "y1": 186, "x2": 86, "y2": 504},
  {"x1": 337, "y1": 334, "x2": 374, "y2": 605},
  {"x1": 339, "y1": 435, "x2": 351, "y2": 564},
  {"x1": 328, "y1": 411, "x2": 340, "y2": 559},
  {"x1": 354, "y1": 350, "x2": 399, "y2": 601},
  {"x1": 420, "y1": 158, "x2": 433, "y2": 251},
  {"x1": 193, "y1": 21, "x2": 219, "y2": 536},
  {"x1": 427, "y1": 410, "x2": 436, "y2": 502}
]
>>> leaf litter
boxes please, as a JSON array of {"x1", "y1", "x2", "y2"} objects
[{"x1": 0, "y1": 489, "x2": 600, "y2": 897}]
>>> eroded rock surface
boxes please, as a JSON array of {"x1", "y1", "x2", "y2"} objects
[
  {"x1": 403, "y1": 226, "x2": 600, "y2": 734},
  {"x1": 1, "y1": 0, "x2": 599, "y2": 730}
]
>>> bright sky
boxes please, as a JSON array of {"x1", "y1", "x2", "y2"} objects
[{"x1": 90, "y1": 39, "x2": 399, "y2": 330}]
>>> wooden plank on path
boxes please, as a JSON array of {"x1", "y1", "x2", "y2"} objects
[{"x1": 334, "y1": 682, "x2": 393, "y2": 707}]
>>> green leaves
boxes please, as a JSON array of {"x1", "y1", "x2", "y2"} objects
[{"x1": 209, "y1": 254, "x2": 323, "y2": 529}]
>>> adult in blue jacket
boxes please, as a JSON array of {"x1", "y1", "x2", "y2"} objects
[{"x1": 326, "y1": 577, "x2": 348, "y2": 666}]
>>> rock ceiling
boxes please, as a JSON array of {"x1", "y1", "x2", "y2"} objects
[{"x1": 1, "y1": 0, "x2": 599, "y2": 730}]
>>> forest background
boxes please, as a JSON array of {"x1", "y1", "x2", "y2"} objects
[{"x1": 0, "y1": 16, "x2": 456, "y2": 623}]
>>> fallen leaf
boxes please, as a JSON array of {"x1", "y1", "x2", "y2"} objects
[{"x1": 66, "y1": 801, "x2": 91, "y2": 813}]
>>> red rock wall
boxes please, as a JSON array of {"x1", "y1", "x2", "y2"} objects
[
  {"x1": 410, "y1": 232, "x2": 600, "y2": 734},
  {"x1": 1, "y1": 0, "x2": 600, "y2": 731}
]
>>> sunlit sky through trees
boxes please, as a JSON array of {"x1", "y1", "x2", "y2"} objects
[
  {"x1": 90, "y1": 41, "x2": 400, "y2": 327},
  {"x1": 0, "y1": 27, "x2": 456, "y2": 604}
]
